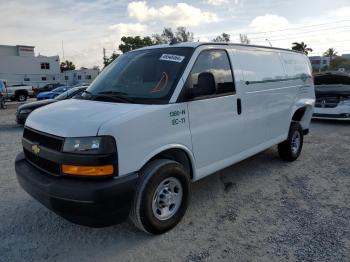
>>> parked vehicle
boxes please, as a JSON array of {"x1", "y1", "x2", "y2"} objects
[
  {"x1": 33, "y1": 83, "x2": 64, "y2": 95},
  {"x1": 15, "y1": 43, "x2": 315, "y2": 234},
  {"x1": 0, "y1": 79, "x2": 7, "y2": 109},
  {"x1": 3, "y1": 83, "x2": 34, "y2": 102},
  {"x1": 313, "y1": 72, "x2": 350, "y2": 120},
  {"x1": 16, "y1": 86, "x2": 87, "y2": 124},
  {"x1": 36, "y1": 86, "x2": 71, "y2": 100}
]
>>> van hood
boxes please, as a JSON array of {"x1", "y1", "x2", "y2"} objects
[{"x1": 25, "y1": 99, "x2": 148, "y2": 137}]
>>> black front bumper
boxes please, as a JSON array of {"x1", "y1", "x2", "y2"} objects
[{"x1": 15, "y1": 153, "x2": 138, "y2": 227}]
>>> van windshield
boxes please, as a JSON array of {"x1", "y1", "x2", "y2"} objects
[{"x1": 83, "y1": 47, "x2": 194, "y2": 104}]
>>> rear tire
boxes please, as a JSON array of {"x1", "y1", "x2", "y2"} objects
[
  {"x1": 130, "y1": 159, "x2": 191, "y2": 234},
  {"x1": 278, "y1": 122, "x2": 303, "y2": 161}
]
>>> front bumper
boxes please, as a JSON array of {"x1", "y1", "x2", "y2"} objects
[
  {"x1": 15, "y1": 153, "x2": 138, "y2": 227},
  {"x1": 313, "y1": 106, "x2": 350, "y2": 120}
]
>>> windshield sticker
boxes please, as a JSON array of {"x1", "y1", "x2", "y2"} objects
[{"x1": 159, "y1": 54, "x2": 185, "y2": 63}]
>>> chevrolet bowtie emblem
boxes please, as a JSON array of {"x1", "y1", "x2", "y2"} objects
[{"x1": 31, "y1": 144, "x2": 40, "y2": 155}]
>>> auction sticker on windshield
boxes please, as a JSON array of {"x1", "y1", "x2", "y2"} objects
[{"x1": 159, "y1": 54, "x2": 185, "y2": 63}]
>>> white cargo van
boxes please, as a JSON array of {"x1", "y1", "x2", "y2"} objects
[{"x1": 15, "y1": 43, "x2": 315, "y2": 234}]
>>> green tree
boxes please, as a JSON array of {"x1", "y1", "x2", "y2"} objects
[
  {"x1": 239, "y1": 34, "x2": 250, "y2": 45},
  {"x1": 60, "y1": 60, "x2": 76, "y2": 72},
  {"x1": 103, "y1": 52, "x2": 120, "y2": 68},
  {"x1": 118, "y1": 36, "x2": 154, "y2": 53},
  {"x1": 329, "y1": 56, "x2": 350, "y2": 70},
  {"x1": 213, "y1": 33, "x2": 230, "y2": 42},
  {"x1": 323, "y1": 48, "x2": 338, "y2": 65},
  {"x1": 175, "y1": 26, "x2": 194, "y2": 42},
  {"x1": 291, "y1": 42, "x2": 313, "y2": 55},
  {"x1": 153, "y1": 27, "x2": 194, "y2": 44}
]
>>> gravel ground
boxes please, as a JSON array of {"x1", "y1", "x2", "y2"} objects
[{"x1": 0, "y1": 106, "x2": 349, "y2": 262}]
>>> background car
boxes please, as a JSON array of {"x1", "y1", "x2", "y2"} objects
[
  {"x1": 36, "y1": 86, "x2": 71, "y2": 100},
  {"x1": 16, "y1": 86, "x2": 87, "y2": 124},
  {"x1": 313, "y1": 72, "x2": 350, "y2": 120},
  {"x1": 33, "y1": 83, "x2": 64, "y2": 95},
  {"x1": 3, "y1": 84, "x2": 34, "y2": 102}
]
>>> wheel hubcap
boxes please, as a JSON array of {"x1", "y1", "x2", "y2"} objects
[
  {"x1": 291, "y1": 131, "x2": 301, "y2": 154},
  {"x1": 152, "y1": 177, "x2": 183, "y2": 220}
]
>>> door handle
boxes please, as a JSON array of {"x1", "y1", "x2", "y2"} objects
[{"x1": 237, "y1": 98, "x2": 242, "y2": 115}]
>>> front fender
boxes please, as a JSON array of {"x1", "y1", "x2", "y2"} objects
[{"x1": 140, "y1": 144, "x2": 196, "y2": 180}]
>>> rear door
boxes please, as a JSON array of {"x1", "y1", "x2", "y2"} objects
[{"x1": 185, "y1": 49, "x2": 245, "y2": 178}]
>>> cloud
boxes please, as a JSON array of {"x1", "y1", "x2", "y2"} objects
[
  {"x1": 128, "y1": 1, "x2": 218, "y2": 27},
  {"x1": 109, "y1": 23, "x2": 148, "y2": 36},
  {"x1": 102, "y1": 22, "x2": 148, "y2": 51},
  {"x1": 250, "y1": 14, "x2": 289, "y2": 32},
  {"x1": 207, "y1": 0, "x2": 239, "y2": 6}
]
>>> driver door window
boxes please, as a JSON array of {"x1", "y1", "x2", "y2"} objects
[{"x1": 185, "y1": 50, "x2": 235, "y2": 99}]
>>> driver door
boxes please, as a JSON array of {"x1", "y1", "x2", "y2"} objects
[{"x1": 185, "y1": 49, "x2": 245, "y2": 178}]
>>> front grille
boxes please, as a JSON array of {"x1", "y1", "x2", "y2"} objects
[
  {"x1": 23, "y1": 127, "x2": 64, "y2": 151},
  {"x1": 24, "y1": 148, "x2": 61, "y2": 175},
  {"x1": 315, "y1": 96, "x2": 340, "y2": 108}
]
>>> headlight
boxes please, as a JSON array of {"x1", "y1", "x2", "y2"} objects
[
  {"x1": 19, "y1": 109, "x2": 32, "y2": 114},
  {"x1": 63, "y1": 136, "x2": 116, "y2": 154}
]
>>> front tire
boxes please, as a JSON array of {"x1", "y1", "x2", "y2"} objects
[
  {"x1": 130, "y1": 159, "x2": 191, "y2": 234},
  {"x1": 278, "y1": 122, "x2": 303, "y2": 161}
]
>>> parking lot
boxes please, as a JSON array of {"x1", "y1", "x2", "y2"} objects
[{"x1": 0, "y1": 105, "x2": 349, "y2": 262}]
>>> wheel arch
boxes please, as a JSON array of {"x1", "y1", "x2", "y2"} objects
[
  {"x1": 290, "y1": 100, "x2": 314, "y2": 130},
  {"x1": 140, "y1": 144, "x2": 196, "y2": 180}
]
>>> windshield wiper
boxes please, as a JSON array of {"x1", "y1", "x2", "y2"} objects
[
  {"x1": 92, "y1": 92, "x2": 135, "y2": 103},
  {"x1": 97, "y1": 91, "x2": 129, "y2": 96},
  {"x1": 93, "y1": 91, "x2": 135, "y2": 103}
]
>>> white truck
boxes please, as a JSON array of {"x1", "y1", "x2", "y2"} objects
[
  {"x1": 15, "y1": 42, "x2": 315, "y2": 234},
  {"x1": 0, "y1": 79, "x2": 34, "y2": 102}
]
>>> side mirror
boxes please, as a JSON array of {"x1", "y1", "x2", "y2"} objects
[{"x1": 190, "y1": 72, "x2": 216, "y2": 98}]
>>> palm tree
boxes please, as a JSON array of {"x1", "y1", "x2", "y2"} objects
[
  {"x1": 292, "y1": 42, "x2": 313, "y2": 55},
  {"x1": 323, "y1": 48, "x2": 338, "y2": 65},
  {"x1": 60, "y1": 60, "x2": 76, "y2": 72}
]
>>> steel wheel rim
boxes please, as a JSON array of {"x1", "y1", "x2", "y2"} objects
[
  {"x1": 291, "y1": 131, "x2": 301, "y2": 154},
  {"x1": 19, "y1": 95, "x2": 25, "y2": 101},
  {"x1": 152, "y1": 177, "x2": 183, "y2": 221}
]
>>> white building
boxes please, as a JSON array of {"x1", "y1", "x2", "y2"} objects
[
  {"x1": 341, "y1": 54, "x2": 350, "y2": 60},
  {"x1": 0, "y1": 45, "x2": 99, "y2": 87},
  {"x1": 0, "y1": 45, "x2": 60, "y2": 87},
  {"x1": 60, "y1": 68, "x2": 99, "y2": 87}
]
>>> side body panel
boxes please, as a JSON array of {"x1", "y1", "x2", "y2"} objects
[
  {"x1": 280, "y1": 52, "x2": 315, "y2": 130},
  {"x1": 234, "y1": 47, "x2": 295, "y2": 147}
]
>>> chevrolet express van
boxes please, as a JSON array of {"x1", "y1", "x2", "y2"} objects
[{"x1": 15, "y1": 43, "x2": 315, "y2": 234}]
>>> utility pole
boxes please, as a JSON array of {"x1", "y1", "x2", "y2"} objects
[
  {"x1": 61, "y1": 40, "x2": 65, "y2": 61},
  {"x1": 103, "y1": 48, "x2": 106, "y2": 65}
]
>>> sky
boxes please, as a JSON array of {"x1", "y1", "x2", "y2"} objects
[{"x1": 1, "y1": 0, "x2": 349, "y2": 68}]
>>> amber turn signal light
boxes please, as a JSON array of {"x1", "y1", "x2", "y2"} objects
[{"x1": 62, "y1": 164, "x2": 114, "y2": 176}]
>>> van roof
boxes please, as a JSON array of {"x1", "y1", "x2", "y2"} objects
[{"x1": 136, "y1": 42, "x2": 304, "y2": 54}]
